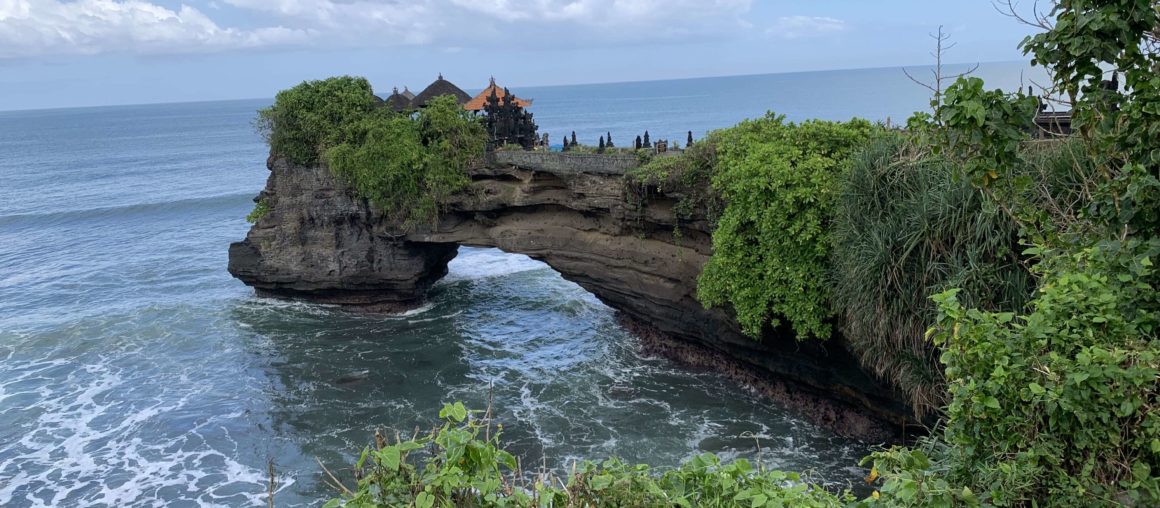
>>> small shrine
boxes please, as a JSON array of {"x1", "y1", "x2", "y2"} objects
[{"x1": 380, "y1": 75, "x2": 539, "y2": 150}]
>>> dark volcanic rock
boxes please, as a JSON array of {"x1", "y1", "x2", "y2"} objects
[
  {"x1": 229, "y1": 153, "x2": 918, "y2": 436},
  {"x1": 227, "y1": 157, "x2": 457, "y2": 310}
]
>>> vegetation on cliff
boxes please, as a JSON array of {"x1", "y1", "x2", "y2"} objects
[
  {"x1": 830, "y1": 134, "x2": 1039, "y2": 415},
  {"x1": 260, "y1": 2, "x2": 1160, "y2": 503},
  {"x1": 695, "y1": 116, "x2": 875, "y2": 340},
  {"x1": 257, "y1": 77, "x2": 485, "y2": 229}
]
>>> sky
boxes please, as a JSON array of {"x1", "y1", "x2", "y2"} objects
[{"x1": 0, "y1": 1, "x2": 1045, "y2": 111}]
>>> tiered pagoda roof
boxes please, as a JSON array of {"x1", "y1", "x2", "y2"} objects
[{"x1": 464, "y1": 78, "x2": 532, "y2": 111}]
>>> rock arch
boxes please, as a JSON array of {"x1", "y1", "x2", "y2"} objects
[{"x1": 229, "y1": 152, "x2": 914, "y2": 436}]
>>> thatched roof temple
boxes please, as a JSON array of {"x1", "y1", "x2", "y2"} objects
[{"x1": 411, "y1": 74, "x2": 471, "y2": 108}]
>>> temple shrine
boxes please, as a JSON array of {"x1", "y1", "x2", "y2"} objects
[{"x1": 380, "y1": 75, "x2": 539, "y2": 150}]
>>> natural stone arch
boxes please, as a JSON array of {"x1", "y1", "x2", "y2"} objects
[{"x1": 229, "y1": 153, "x2": 914, "y2": 437}]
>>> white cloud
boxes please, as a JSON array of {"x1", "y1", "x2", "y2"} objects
[
  {"x1": 227, "y1": 0, "x2": 754, "y2": 47},
  {"x1": 0, "y1": 0, "x2": 754, "y2": 59},
  {"x1": 0, "y1": 0, "x2": 311, "y2": 58},
  {"x1": 767, "y1": 15, "x2": 846, "y2": 39}
]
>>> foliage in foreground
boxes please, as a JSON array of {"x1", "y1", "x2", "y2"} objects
[
  {"x1": 256, "y1": 77, "x2": 486, "y2": 230},
  {"x1": 865, "y1": 1, "x2": 1160, "y2": 506},
  {"x1": 327, "y1": 403, "x2": 853, "y2": 508},
  {"x1": 695, "y1": 114, "x2": 875, "y2": 340}
]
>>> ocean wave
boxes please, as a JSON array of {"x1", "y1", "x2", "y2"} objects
[
  {"x1": 442, "y1": 248, "x2": 550, "y2": 282},
  {"x1": 0, "y1": 192, "x2": 256, "y2": 229},
  {"x1": 0, "y1": 354, "x2": 285, "y2": 507}
]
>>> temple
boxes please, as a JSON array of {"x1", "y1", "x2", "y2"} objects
[
  {"x1": 464, "y1": 78, "x2": 531, "y2": 109},
  {"x1": 379, "y1": 75, "x2": 539, "y2": 150}
]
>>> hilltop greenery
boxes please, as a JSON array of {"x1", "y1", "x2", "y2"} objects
[{"x1": 256, "y1": 78, "x2": 485, "y2": 229}]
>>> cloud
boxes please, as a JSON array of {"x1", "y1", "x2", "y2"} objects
[
  {"x1": 0, "y1": 0, "x2": 753, "y2": 59},
  {"x1": 0, "y1": 0, "x2": 311, "y2": 58},
  {"x1": 767, "y1": 15, "x2": 846, "y2": 39},
  {"x1": 225, "y1": 0, "x2": 754, "y2": 46}
]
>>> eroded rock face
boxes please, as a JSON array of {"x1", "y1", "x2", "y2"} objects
[
  {"x1": 229, "y1": 154, "x2": 916, "y2": 436},
  {"x1": 228, "y1": 157, "x2": 457, "y2": 311}
]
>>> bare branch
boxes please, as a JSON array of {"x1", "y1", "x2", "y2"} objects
[
  {"x1": 993, "y1": 0, "x2": 1055, "y2": 30},
  {"x1": 903, "y1": 67, "x2": 939, "y2": 94}
]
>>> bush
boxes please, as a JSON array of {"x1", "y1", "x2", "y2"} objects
[
  {"x1": 246, "y1": 198, "x2": 271, "y2": 224},
  {"x1": 324, "y1": 96, "x2": 485, "y2": 230},
  {"x1": 696, "y1": 114, "x2": 874, "y2": 340},
  {"x1": 831, "y1": 134, "x2": 1033, "y2": 416},
  {"x1": 864, "y1": 2, "x2": 1160, "y2": 505},
  {"x1": 626, "y1": 139, "x2": 720, "y2": 222},
  {"x1": 868, "y1": 241, "x2": 1160, "y2": 507},
  {"x1": 255, "y1": 78, "x2": 486, "y2": 230},
  {"x1": 257, "y1": 76, "x2": 379, "y2": 166},
  {"x1": 326, "y1": 403, "x2": 853, "y2": 508}
]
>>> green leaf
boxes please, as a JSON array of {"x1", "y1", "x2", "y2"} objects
[
  {"x1": 415, "y1": 491, "x2": 435, "y2": 508},
  {"x1": 590, "y1": 475, "x2": 612, "y2": 491},
  {"x1": 1029, "y1": 382, "x2": 1046, "y2": 395},
  {"x1": 379, "y1": 446, "x2": 400, "y2": 472},
  {"x1": 750, "y1": 493, "x2": 768, "y2": 507},
  {"x1": 983, "y1": 396, "x2": 1001, "y2": 409}
]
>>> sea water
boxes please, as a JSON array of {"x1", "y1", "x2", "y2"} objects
[{"x1": 0, "y1": 63, "x2": 1036, "y2": 507}]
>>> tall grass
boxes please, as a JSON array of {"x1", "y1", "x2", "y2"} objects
[{"x1": 831, "y1": 134, "x2": 1034, "y2": 416}]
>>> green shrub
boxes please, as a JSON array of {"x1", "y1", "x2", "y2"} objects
[
  {"x1": 323, "y1": 96, "x2": 485, "y2": 230},
  {"x1": 864, "y1": 2, "x2": 1160, "y2": 505},
  {"x1": 696, "y1": 114, "x2": 874, "y2": 340},
  {"x1": 255, "y1": 78, "x2": 486, "y2": 230},
  {"x1": 868, "y1": 241, "x2": 1160, "y2": 507},
  {"x1": 246, "y1": 198, "x2": 271, "y2": 224},
  {"x1": 831, "y1": 134, "x2": 1033, "y2": 416},
  {"x1": 626, "y1": 139, "x2": 720, "y2": 222},
  {"x1": 257, "y1": 76, "x2": 378, "y2": 166},
  {"x1": 326, "y1": 403, "x2": 853, "y2": 508}
]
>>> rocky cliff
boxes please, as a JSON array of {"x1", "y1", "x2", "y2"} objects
[{"x1": 229, "y1": 152, "x2": 916, "y2": 438}]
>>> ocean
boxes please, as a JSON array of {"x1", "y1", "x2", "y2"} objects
[{"x1": 0, "y1": 62, "x2": 1037, "y2": 507}]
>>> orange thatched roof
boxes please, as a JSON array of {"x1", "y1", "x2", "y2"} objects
[{"x1": 464, "y1": 78, "x2": 532, "y2": 111}]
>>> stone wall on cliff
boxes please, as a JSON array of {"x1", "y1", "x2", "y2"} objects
[{"x1": 229, "y1": 153, "x2": 917, "y2": 437}]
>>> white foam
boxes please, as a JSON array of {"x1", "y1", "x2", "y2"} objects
[
  {"x1": 442, "y1": 248, "x2": 549, "y2": 282},
  {"x1": 0, "y1": 352, "x2": 285, "y2": 507}
]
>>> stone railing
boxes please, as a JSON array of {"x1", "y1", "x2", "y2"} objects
[{"x1": 489, "y1": 151, "x2": 640, "y2": 175}]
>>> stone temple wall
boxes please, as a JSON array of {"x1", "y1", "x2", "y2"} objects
[{"x1": 489, "y1": 151, "x2": 640, "y2": 175}]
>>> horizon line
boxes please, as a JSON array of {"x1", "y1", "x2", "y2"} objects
[{"x1": 0, "y1": 59, "x2": 1029, "y2": 114}]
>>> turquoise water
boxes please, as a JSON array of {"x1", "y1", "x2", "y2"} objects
[{"x1": 0, "y1": 64, "x2": 1035, "y2": 506}]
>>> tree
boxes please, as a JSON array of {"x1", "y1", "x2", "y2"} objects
[{"x1": 902, "y1": 25, "x2": 979, "y2": 121}]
